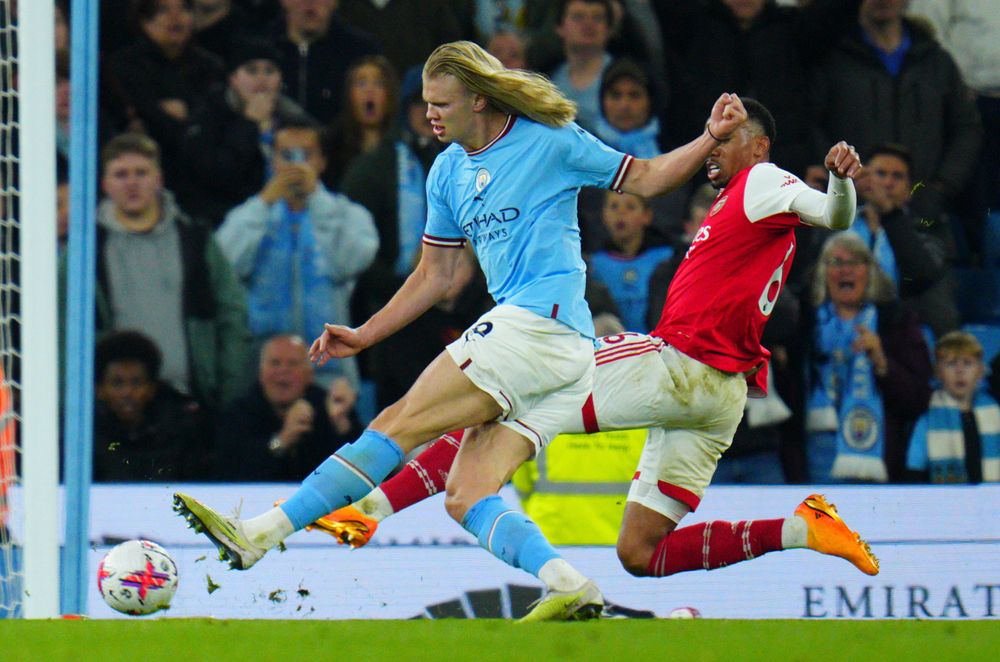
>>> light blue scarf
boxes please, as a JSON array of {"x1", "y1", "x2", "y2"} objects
[
  {"x1": 925, "y1": 390, "x2": 1000, "y2": 483},
  {"x1": 593, "y1": 117, "x2": 661, "y2": 159},
  {"x1": 806, "y1": 302, "x2": 888, "y2": 482},
  {"x1": 849, "y1": 211, "x2": 899, "y2": 286},
  {"x1": 247, "y1": 202, "x2": 328, "y2": 340},
  {"x1": 395, "y1": 140, "x2": 427, "y2": 277}
]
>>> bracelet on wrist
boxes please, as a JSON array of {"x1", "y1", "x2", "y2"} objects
[{"x1": 705, "y1": 123, "x2": 723, "y2": 142}]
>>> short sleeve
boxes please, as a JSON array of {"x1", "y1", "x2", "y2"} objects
[
  {"x1": 743, "y1": 163, "x2": 811, "y2": 225},
  {"x1": 557, "y1": 123, "x2": 633, "y2": 192},
  {"x1": 905, "y1": 415, "x2": 929, "y2": 471},
  {"x1": 422, "y1": 156, "x2": 466, "y2": 248}
]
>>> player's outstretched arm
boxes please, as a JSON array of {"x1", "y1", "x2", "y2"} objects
[
  {"x1": 620, "y1": 92, "x2": 747, "y2": 199},
  {"x1": 310, "y1": 244, "x2": 463, "y2": 366},
  {"x1": 789, "y1": 141, "x2": 862, "y2": 231}
]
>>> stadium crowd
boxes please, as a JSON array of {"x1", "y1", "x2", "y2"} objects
[{"x1": 47, "y1": 0, "x2": 1000, "y2": 486}]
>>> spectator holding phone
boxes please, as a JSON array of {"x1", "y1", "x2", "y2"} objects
[{"x1": 216, "y1": 119, "x2": 379, "y2": 389}]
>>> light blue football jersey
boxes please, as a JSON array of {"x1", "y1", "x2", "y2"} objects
[{"x1": 424, "y1": 116, "x2": 632, "y2": 337}]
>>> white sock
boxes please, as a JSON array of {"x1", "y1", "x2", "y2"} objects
[
  {"x1": 356, "y1": 487, "x2": 393, "y2": 522},
  {"x1": 538, "y1": 558, "x2": 589, "y2": 592},
  {"x1": 242, "y1": 507, "x2": 295, "y2": 550},
  {"x1": 781, "y1": 515, "x2": 808, "y2": 549}
]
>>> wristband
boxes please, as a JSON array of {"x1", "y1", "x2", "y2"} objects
[{"x1": 705, "y1": 123, "x2": 723, "y2": 142}]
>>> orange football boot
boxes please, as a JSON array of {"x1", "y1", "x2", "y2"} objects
[
  {"x1": 794, "y1": 493, "x2": 880, "y2": 575},
  {"x1": 273, "y1": 500, "x2": 378, "y2": 548}
]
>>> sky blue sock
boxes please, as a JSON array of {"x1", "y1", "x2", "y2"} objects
[
  {"x1": 279, "y1": 429, "x2": 404, "y2": 530},
  {"x1": 461, "y1": 495, "x2": 559, "y2": 577}
]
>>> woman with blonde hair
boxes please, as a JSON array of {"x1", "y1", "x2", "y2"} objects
[
  {"x1": 801, "y1": 232, "x2": 932, "y2": 484},
  {"x1": 176, "y1": 39, "x2": 750, "y2": 622}
]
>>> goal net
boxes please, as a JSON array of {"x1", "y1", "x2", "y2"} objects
[{"x1": 0, "y1": 0, "x2": 20, "y2": 619}]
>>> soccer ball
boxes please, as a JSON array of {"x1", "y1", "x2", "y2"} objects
[
  {"x1": 667, "y1": 606, "x2": 702, "y2": 619},
  {"x1": 97, "y1": 540, "x2": 179, "y2": 616}
]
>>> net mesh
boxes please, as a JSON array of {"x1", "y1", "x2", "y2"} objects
[{"x1": 0, "y1": 0, "x2": 21, "y2": 619}]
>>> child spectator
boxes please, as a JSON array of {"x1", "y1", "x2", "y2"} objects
[
  {"x1": 588, "y1": 190, "x2": 673, "y2": 332},
  {"x1": 906, "y1": 331, "x2": 1000, "y2": 483}
]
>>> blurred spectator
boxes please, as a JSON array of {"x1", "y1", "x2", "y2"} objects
[
  {"x1": 587, "y1": 191, "x2": 673, "y2": 333},
  {"x1": 322, "y1": 55, "x2": 399, "y2": 190},
  {"x1": 908, "y1": 0, "x2": 1000, "y2": 252},
  {"x1": 59, "y1": 133, "x2": 254, "y2": 412},
  {"x1": 55, "y1": 51, "x2": 71, "y2": 169},
  {"x1": 55, "y1": 0, "x2": 69, "y2": 56},
  {"x1": 548, "y1": 0, "x2": 614, "y2": 133},
  {"x1": 93, "y1": 331, "x2": 210, "y2": 482},
  {"x1": 907, "y1": 331, "x2": 1000, "y2": 484},
  {"x1": 656, "y1": 0, "x2": 860, "y2": 179},
  {"x1": 487, "y1": 28, "x2": 527, "y2": 70},
  {"x1": 587, "y1": 57, "x2": 685, "y2": 239},
  {"x1": 56, "y1": 163, "x2": 69, "y2": 255},
  {"x1": 474, "y1": 0, "x2": 528, "y2": 42},
  {"x1": 181, "y1": 38, "x2": 314, "y2": 224},
  {"x1": 216, "y1": 119, "x2": 378, "y2": 389},
  {"x1": 104, "y1": 0, "x2": 225, "y2": 196},
  {"x1": 810, "y1": 0, "x2": 982, "y2": 231},
  {"x1": 340, "y1": 66, "x2": 445, "y2": 324},
  {"x1": 526, "y1": 0, "x2": 665, "y2": 84},
  {"x1": 191, "y1": 0, "x2": 259, "y2": 62},
  {"x1": 271, "y1": 0, "x2": 380, "y2": 125},
  {"x1": 851, "y1": 143, "x2": 958, "y2": 336},
  {"x1": 336, "y1": 0, "x2": 474, "y2": 75},
  {"x1": 799, "y1": 232, "x2": 931, "y2": 483},
  {"x1": 214, "y1": 335, "x2": 360, "y2": 482}
]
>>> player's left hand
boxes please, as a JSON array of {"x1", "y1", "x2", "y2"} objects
[
  {"x1": 706, "y1": 92, "x2": 747, "y2": 141},
  {"x1": 825, "y1": 141, "x2": 862, "y2": 180}
]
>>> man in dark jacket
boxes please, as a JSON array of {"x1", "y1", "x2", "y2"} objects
[
  {"x1": 810, "y1": 0, "x2": 982, "y2": 225},
  {"x1": 214, "y1": 334, "x2": 359, "y2": 482},
  {"x1": 655, "y1": 0, "x2": 862, "y2": 179},
  {"x1": 271, "y1": 0, "x2": 380, "y2": 124},
  {"x1": 93, "y1": 331, "x2": 210, "y2": 482}
]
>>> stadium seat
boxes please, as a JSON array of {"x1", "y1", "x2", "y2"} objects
[{"x1": 953, "y1": 268, "x2": 1000, "y2": 323}]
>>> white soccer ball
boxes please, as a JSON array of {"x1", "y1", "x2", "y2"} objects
[
  {"x1": 97, "y1": 540, "x2": 179, "y2": 616},
  {"x1": 667, "y1": 606, "x2": 702, "y2": 619}
]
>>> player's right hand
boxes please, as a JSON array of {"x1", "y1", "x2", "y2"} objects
[
  {"x1": 825, "y1": 141, "x2": 862, "y2": 180},
  {"x1": 310, "y1": 323, "x2": 366, "y2": 365}
]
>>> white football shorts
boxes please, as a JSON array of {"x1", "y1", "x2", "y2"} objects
[
  {"x1": 445, "y1": 304, "x2": 595, "y2": 453},
  {"x1": 563, "y1": 333, "x2": 748, "y2": 520}
]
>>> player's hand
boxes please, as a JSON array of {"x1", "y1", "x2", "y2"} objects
[
  {"x1": 852, "y1": 325, "x2": 888, "y2": 376},
  {"x1": 706, "y1": 92, "x2": 747, "y2": 141},
  {"x1": 825, "y1": 141, "x2": 862, "y2": 180},
  {"x1": 310, "y1": 323, "x2": 367, "y2": 365}
]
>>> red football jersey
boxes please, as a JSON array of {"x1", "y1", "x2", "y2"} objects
[{"x1": 653, "y1": 162, "x2": 812, "y2": 396}]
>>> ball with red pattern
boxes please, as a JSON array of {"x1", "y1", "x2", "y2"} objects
[{"x1": 97, "y1": 540, "x2": 179, "y2": 616}]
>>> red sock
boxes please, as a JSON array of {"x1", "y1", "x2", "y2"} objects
[
  {"x1": 646, "y1": 519, "x2": 784, "y2": 577},
  {"x1": 381, "y1": 430, "x2": 464, "y2": 512}
]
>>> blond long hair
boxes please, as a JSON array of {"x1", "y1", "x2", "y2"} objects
[{"x1": 423, "y1": 41, "x2": 577, "y2": 128}]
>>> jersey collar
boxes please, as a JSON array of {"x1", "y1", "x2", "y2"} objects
[{"x1": 467, "y1": 115, "x2": 515, "y2": 157}]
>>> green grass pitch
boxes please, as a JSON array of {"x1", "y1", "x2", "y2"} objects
[{"x1": 2, "y1": 619, "x2": 997, "y2": 662}]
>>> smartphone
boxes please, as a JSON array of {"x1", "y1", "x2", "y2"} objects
[{"x1": 282, "y1": 147, "x2": 307, "y2": 163}]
